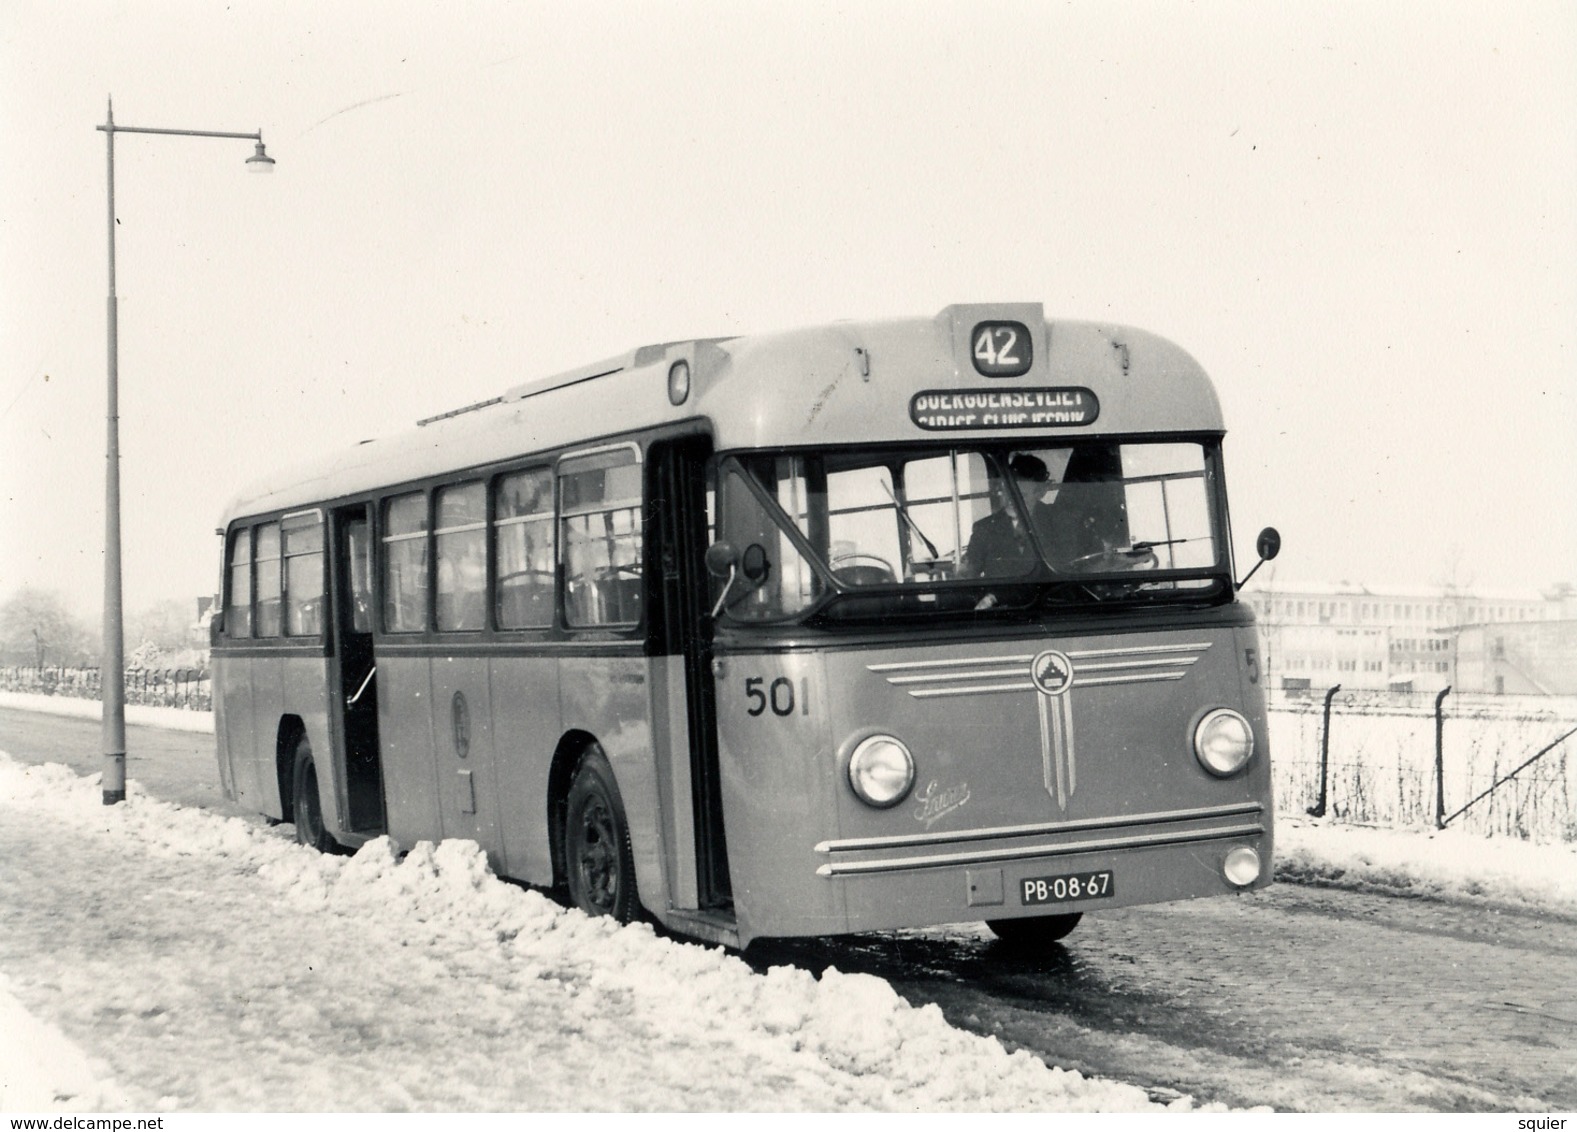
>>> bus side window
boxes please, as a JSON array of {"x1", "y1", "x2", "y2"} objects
[
  {"x1": 382, "y1": 492, "x2": 430, "y2": 632},
  {"x1": 254, "y1": 522, "x2": 282, "y2": 637},
  {"x1": 346, "y1": 519, "x2": 374, "y2": 634},
  {"x1": 282, "y1": 512, "x2": 325, "y2": 637},
  {"x1": 435, "y1": 482, "x2": 486, "y2": 632},
  {"x1": 494, "y1": 468, "x2": 555, "y2": 629},
  {"x1": 227, "y1": 527, "x2": 253, "y2": 637},
  {"x1": 560, "y1": 453, "x2": 643, "y2": 628}
]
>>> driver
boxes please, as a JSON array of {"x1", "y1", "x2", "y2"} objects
[{"x1": 961, "y1": 454, "x2": 1054, "y2": 578}]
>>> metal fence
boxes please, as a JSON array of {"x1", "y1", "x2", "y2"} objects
[
  {"x1": 1269, "y1": 686, "x2": 1577, "y2": 842},
  {"x1": 0, "y1": 664, "x2": 212, "y2": 711}
]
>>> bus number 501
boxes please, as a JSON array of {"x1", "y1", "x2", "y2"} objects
[{"x1": 745, "y1": 677, "x2": 809, "y2": 718}]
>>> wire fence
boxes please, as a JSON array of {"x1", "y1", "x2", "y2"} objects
[
  {"x1": 1268, "y1": 687, "x2": 1577, "y2": 843},
  {"x1": 0, "y1": 664, "x2": 212, "y2": 711}
]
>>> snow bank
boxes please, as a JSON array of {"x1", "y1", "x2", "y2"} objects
[
  {"x1": 1276, "y1": 815, "x2": 1577, "y2": 912},
  {"x1": 0, "y1": 690, "x2": 213, "y2": 734},
  {"x1": 0, "y1": 752, "x2": 1181, "y2": 1112}
]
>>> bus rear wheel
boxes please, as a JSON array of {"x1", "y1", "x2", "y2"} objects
[
  {"x1": 986, "y1": 912, "x2": 1083, "y2": 946},
  {"x1": 291, "y1": 736, "x2": 337, "y2": 854},
  {"x1": 563, "y1": 749, "x2": 639, "y2": 923}
]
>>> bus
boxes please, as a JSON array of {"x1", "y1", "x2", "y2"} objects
[{"x1": 211, "y1": 302, "x2": 1280, "y2": 948}]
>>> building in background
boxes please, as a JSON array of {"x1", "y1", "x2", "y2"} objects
[{"x1": 1241, "y1": 579, "x2": 1577, "y2": 696}]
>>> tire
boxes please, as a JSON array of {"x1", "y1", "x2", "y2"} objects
[
  {"x1": 986, "y1": 912, "x2": 1083, "y2": 946},
  {"x1": 563, "y1": 749, "x2": 640, "y2": 922},
  {"x1": 292, "y1": 735, "x2": 337, "y2": 854}
]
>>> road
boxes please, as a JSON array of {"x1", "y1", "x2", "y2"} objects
[{"x1": 4, "y1": 705, "x2": 1575, "y2": 1111}]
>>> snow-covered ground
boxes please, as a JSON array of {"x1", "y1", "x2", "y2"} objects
[
  {"x1": 0, "y1": 751, "x2": 1190, "y2": 1114},
  {"x1": 2, "y1": 691, "x2": 1574, "y2": 1113}
]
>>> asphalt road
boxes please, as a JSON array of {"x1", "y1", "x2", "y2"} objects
[{"x1": 4, "y1": 705, "x2": 1574, "y2": 1111}]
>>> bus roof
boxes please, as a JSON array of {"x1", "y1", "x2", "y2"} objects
[{"x1": 220, "y1": 303, "x2": 1225, "y2": 524}]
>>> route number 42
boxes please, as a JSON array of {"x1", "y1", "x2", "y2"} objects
[{"x1": 971, "y1": 321, "x2": 1033, "y2": 377}]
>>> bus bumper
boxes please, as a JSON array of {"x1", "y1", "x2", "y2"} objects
[{"x1": 742, "y1": 808, "x2": 1272, "y2": 942}]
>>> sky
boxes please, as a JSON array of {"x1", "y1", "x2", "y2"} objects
[{"x1": 2, "y1": 1, "x2": 1574, "y2": 620}]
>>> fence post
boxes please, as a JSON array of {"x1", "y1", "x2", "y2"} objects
[
  {"x1": 1308, "y1": 683, "x2": 1341, "y2": 817},
  {"x1": 1433, "y1": 685, "x2": 1452, "y2": 829}
]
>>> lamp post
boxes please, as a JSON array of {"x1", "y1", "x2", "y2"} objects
[{"x1": 96, "y1": 97, "x2": 274, "y2": 805}]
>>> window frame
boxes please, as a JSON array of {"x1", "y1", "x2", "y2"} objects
[
  {"x1": 281, "y1": 508, "x2": 326, "y2": 639},
  {"x1": 492, "y1": 466, "x2": 558, "y2": 632},
  {"x1": 381, "y1": 489, "x2": 432, "y2": 634},
  {"x1": 557, "y1": 442, "x2": 646, "y2": 631}
]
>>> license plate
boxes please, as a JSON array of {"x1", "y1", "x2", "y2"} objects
[{"x1": 1020, "y1": 869, "x2": 1114, "y2": 906}]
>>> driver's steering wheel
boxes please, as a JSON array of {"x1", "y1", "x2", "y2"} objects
[
  {"x1": 830, "y1": 552, "x2": 898, "y2": 585},
  {"x1": 1060, "y1": 545, "x2": 1159, "y2": 573}
]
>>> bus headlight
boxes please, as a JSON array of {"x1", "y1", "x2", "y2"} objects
[
  {"x1": 1193, "y1": 708, "x2": 1254, "y2": 776},
  {"x1": 846, "y1": 734, "x2": 915, "y2": 808}
]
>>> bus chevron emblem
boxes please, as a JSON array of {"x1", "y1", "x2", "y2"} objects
[
  {"x1": 1030, "y1": 650, "x2": 1078, "y2": 808},
  {"x1": 867, "y1": 641, "x2": 1214, "y2": 812}
]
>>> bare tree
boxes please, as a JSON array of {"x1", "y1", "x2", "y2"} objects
[{"x1": 0, "y1": 588, "x2": 94, "y2": 668}]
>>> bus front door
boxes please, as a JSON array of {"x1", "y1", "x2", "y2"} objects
[
  {"x1": 652, "y1": 436, "x2": 731, "y2": 914},
  {"x1": 330, "y1": 505, "x2": 386, "y2": 834}
]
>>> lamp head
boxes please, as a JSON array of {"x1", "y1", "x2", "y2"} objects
[{"x1": 245, "y1": 139, "x2": 275, "y2": 173}]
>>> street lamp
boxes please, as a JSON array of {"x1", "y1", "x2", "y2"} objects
[{"x1": 96, "y1": 97, "x2": 274, "y2": 805}]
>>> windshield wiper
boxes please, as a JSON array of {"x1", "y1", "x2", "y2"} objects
[
  {"x1": 1127, "y1": 538, "x2": 1193, "y2": 556},
  {"x1": 880, "y1": 478, "x2": 940, "y2": 561}
]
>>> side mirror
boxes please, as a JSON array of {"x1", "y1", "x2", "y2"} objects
[
  {"x1": 1236, "y1": 526, "x2": 1283, "y2": 591},
  {"x1": 704, "y1": 541, "x2": 738, "y2": 579}
]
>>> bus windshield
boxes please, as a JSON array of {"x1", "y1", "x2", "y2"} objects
[{"x1": 714, "y1": 440, "x2": 1227, "y2": 622}]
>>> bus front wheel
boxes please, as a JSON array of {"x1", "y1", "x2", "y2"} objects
[
  {"x1": 291, "y1": 736, "x2": 337, "y2": 854},
  {"x1": 563, "y1": 749, "x2": 639, "y2": 923},
  {"x1": 986, "y1": 912, "x2": 1083, "y2": 946}
]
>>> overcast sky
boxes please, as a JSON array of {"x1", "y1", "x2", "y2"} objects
[{"x1": 2, "y1": 1, "x2": 1573, "y2": 619}]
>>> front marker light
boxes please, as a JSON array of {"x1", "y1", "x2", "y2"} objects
[
  {"x1": 847, "y1": 734, "x2": 915, "y2": 808},
  {"x1": 1224, "y1": 846, "x2": 1262, "y2": 887},
  {"x1": 1193, "y1": 708, "x2": 1255, "y2": 776}
]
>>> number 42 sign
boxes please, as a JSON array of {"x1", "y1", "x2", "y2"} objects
[{"x1": 971, "y1": 321, "x2": 1033, "y2": 378}]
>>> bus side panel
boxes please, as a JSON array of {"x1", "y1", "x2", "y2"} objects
[
  {"x1": 214, "y1": 654, "x2": 255, "y2": 806},
  {"x1": 712, "y1": 651, "x2": 844, "y2": 940},
  {"x1": 249, "y1": 658, "x2": 285, "y2": 818},
  {"x1": 430, "y1": 655, "x2": 504, "y2": 869},
  {"x1": 559, "y1": 655, "x2": 668, "y2": 915},
  {"x1": 491, "y1": 656, "x2": 562, "y2": 885},
  {"x1": 378, "y1": 653, "x2": 443, "y2": 848},
  {"x1": 283, "y1": 656, "x2": 335, "y2": 835}
]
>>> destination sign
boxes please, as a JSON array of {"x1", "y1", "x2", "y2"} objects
[{"x1": 909, "y1": 387, "x2": 1100, "y2": 431}]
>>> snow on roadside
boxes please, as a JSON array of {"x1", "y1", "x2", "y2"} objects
[
  {"x1": 1276, "y1": 815, "x2": 1577, "y2": 913},
  {"x1": 0, "y1": 752, "x2": 1180, "y2": 1113},
  {"x1": 0, "y1": 973, "x2": 134, "y2": 1112},
  {"x1": 0, "y1": 690, "x2": 213, "y2": 734}
]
